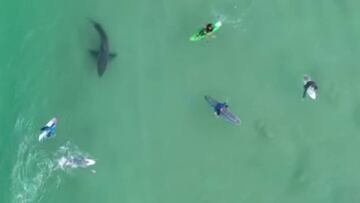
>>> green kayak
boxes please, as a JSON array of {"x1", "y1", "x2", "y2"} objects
[{"x1": 190, "y1": 21, "x2": 222, "y2": 42}]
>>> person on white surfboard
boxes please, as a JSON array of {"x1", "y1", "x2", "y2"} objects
[
  {"x1": 58, "y1": 155, "x2": 96, "y2": 171},
  {"x1": 39, "y1": 117, "x2": 57, "y2": 142},
  {"x1": 303, "y1": 75, "x2": 318, "y2": 100}
]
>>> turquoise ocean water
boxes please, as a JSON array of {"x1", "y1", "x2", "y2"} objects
[{"x1": 1, "y1": 0, "x2": 360, "y2": 202}]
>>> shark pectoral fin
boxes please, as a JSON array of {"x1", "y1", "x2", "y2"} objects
[
  {"x1": 89, "y1": 50, "x2": 99, "y2": 58},
  {"x1": 109, "y1": 53, "x2": 117, "y2": 59}
]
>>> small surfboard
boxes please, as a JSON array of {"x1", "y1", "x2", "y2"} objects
[
  {"x1": 306, "y1": 86, "x2": 317, "y2": 100},
  {"x1": 58, "y1": 157, "x2": 96, "y2": 169}
]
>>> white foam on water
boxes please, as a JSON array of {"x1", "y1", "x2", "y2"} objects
[
  {"x1": 11, "y1": 126, "x2": 60, "y2": 203},
  {"x1": 11, "y1": 139, "x2": 95, "y2": 203},
  {"x1": 210, "y1": 3, "x2": 253, "y2": 32}
]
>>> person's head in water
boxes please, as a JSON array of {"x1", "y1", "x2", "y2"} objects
[{"x1": 206, "y1": 23, "x2": 214, "y2": 33}]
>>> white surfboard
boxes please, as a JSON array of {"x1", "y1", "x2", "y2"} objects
[
  {"x1": 39, "y1": 117, "x2": 57, "y2": 142},
  {"x1": 306, "y1": 86, "x2": 317, "y2": 100},
  {"x1": 58, "y1": 157, "x2": 96, "y2": 169},
  {"x1": 83, "y1": 159, "x2": 96, "y2": 167}
]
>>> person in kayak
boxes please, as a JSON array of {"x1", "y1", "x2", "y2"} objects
[
  {"x1": 303, "y1": 75, "x2": 318, "y2": 98},
  {"x1": 214, "y1": 102, "x2": 229, "y2": 116},
  {"x1": 199, "y1": 23, "x2": 214, "y2": 36}
]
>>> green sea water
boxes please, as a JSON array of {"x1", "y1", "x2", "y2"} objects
[{"x1": 1, "y1": 0, "x2": 360, "y2": 202}]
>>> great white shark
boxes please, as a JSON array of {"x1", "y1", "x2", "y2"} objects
[{"x1": 89, "y1": 20, "x2": 116, "y2": 77}]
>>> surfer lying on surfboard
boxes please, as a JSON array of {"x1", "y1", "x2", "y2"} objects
[
  {"x1": 303, "y1": 75, "x2": 318, "y2": 100},
  {"x1": 39, "y1": 118, "x2": 57, "y2": 142},
  {"x1": 58, "y1": 155, "x2": 96, "y2": 169}
]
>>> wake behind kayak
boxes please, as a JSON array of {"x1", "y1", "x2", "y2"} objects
[{"x1": 204, "y1": 96, "x2": 241, "y2": 125}]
